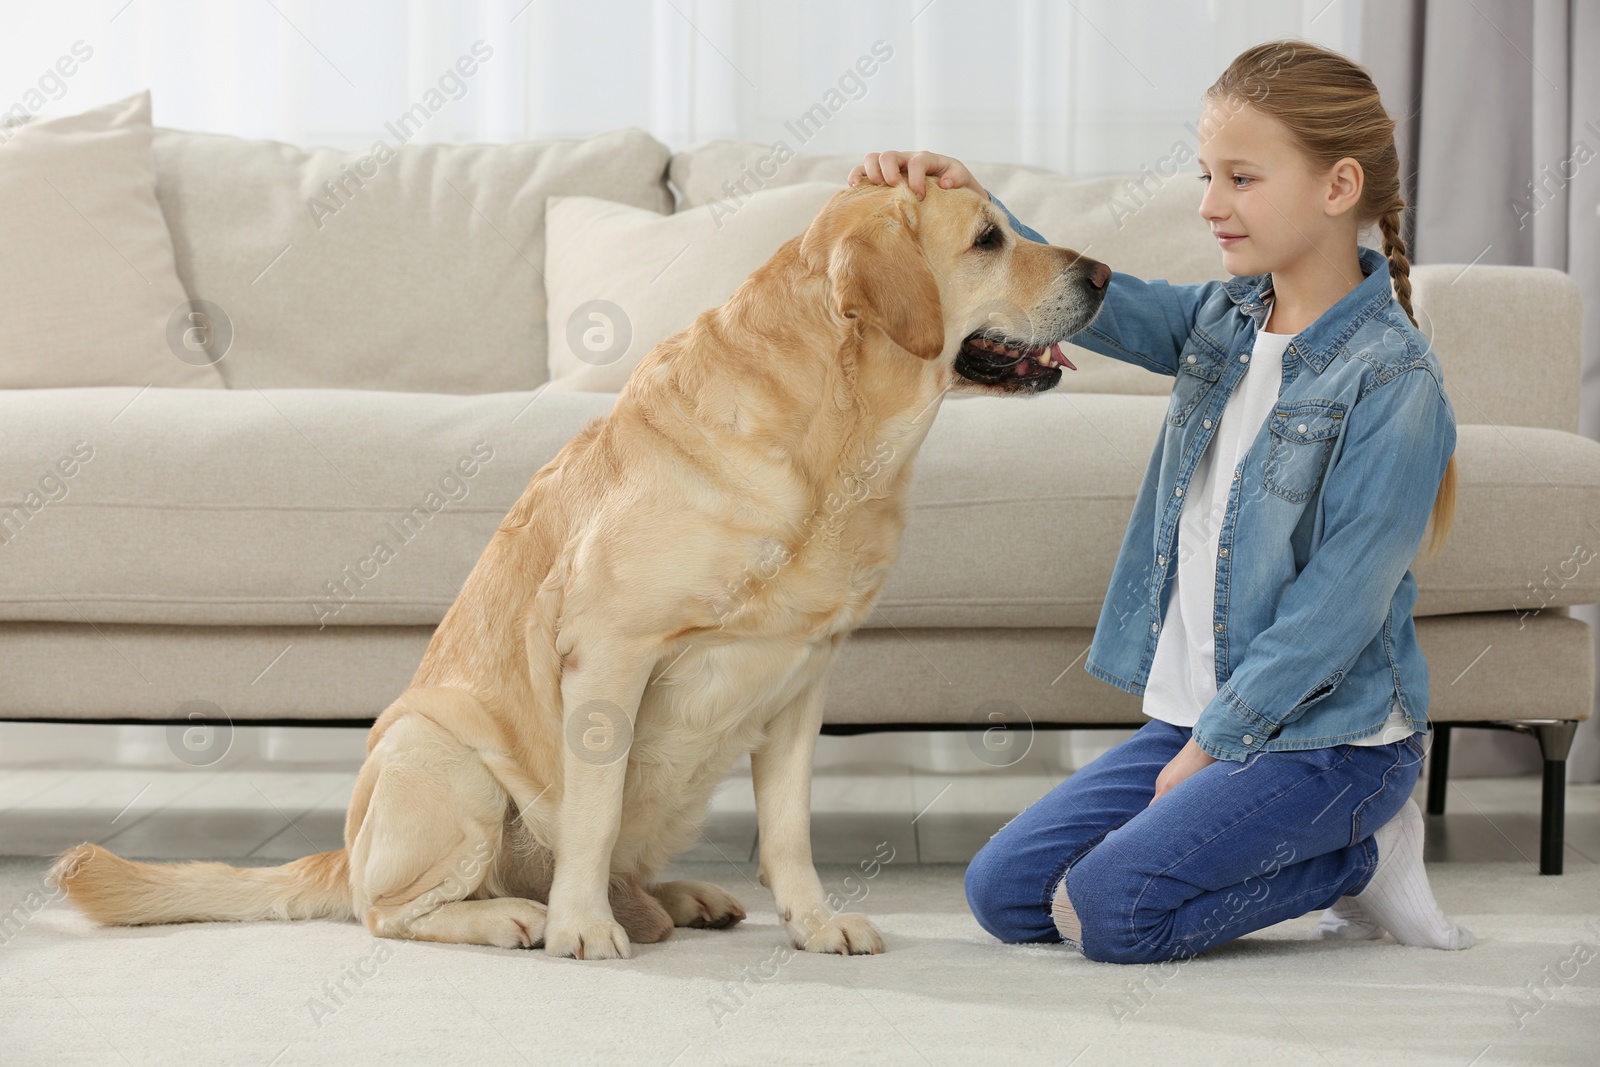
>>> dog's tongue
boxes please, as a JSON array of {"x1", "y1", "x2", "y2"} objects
[{"x1": 1050, "y1": 343, "x2": 1076, "y2": 371}]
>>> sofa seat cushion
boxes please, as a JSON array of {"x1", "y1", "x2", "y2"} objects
[
  {"x1": 0, "y1": 386, "x2": 613, "y2": 628},
  {"x1": 0, "y1": 388, "x2": 1595, "y2": 628}
]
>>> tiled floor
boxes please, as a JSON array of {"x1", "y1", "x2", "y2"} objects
[{"x1": 2, "y1": 729, "x2": 1596, "y2": 874}]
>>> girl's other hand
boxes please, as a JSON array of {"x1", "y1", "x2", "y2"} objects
[
  {"x1": 848, "y1": 151, "x2": 988, "y2": 202},
  {"x1": 1150, "y1": 739, "x2": 1219, "y2": 804}
]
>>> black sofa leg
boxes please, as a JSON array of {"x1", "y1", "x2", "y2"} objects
[
  {"x1": 1533, "y1": 721, "x2": 1578, "y2": 876},
  {"x1": 1493, "y1": 720, "x2": 1579, "y2": 875},
  {"x1": 1426, "y1": 723, "x2": 1452, "y2": 816}
]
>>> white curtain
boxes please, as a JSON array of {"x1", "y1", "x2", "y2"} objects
[
  {"x1": 2, "y1": 0, "x2": 1362, "y2": 166},
  {"x1": 0, "y1": 0, "x2": 1363, "y2": 766}
]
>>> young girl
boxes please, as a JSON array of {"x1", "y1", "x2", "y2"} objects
[{"x1": 849, "y1": 40, "x2": 1474, "y2": 964}]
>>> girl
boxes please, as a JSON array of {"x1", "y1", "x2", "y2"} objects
[{"x1": 849, "y1": 40, "x2": 1474, "y2": 964}]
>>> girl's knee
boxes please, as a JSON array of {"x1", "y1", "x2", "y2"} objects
[
  {"x1": 1079, "y1": 930, "x2": 1168, "y2": 965},
  {"x1": 962, "y1": 845, "x2": 1009, "y2": 937},
  {"x1": 1062, "y1": 852, "x2": 1166, "y2": 964},
  {"x1": 1082, "y1": 933, "x2": 1191, "y2": 965},
  {"x1": 964, "y1": 844, "x2": 1051, "y2": 943}
]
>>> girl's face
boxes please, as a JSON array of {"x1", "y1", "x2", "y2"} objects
[{"x1": 1194, "y1": 98, "x2": 1352, "y2": 278}]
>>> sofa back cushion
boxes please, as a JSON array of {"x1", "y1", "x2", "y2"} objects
[
  {"x1": 544, "y1": 182, "x2": 844, "y2": 392},
  {"x1": 0, "y1": 91, "x2": 221, "y2": 390},
  {"x1": 150, "y1": 125, "x2": 673, "y2": 393}
]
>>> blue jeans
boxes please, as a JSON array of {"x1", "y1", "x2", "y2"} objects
[{"x1": 964, "y1": 718, "x2": 1427, "y2": 964}]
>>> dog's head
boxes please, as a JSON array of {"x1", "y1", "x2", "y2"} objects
[{"x1": 799, "y1": 182, "x2": 1108, "y2": 395}]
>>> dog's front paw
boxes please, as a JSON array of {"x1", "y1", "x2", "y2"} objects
[
  {"x1": 544, "y1": 914, "x2": 632, "y2": 960},
  {"x1": 787, "y1": 911, "x2": 885, "y2": 955}
]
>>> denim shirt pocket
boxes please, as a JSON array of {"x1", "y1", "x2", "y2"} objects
[
  {"x1": 1166, "y1": 343, "x2": 1224, "y2": 427},
  {"x1": 1263, "y1": 399, "x2": 1347, "y2": 503}
]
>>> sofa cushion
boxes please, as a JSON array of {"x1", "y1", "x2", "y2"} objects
[
  {"x1": 2, "y1": 387, "x2": 1596, "y2": 629},
  {"x1": 0, "y1": 386, "x2": 611, "y2": 629},
  {"x1": 544, "y1": 182, "x2": 843, "y2": 391},
  {"x1": 149, "y1": 126, "x2": 673, "y2": 393},
  {"x1": 0, "y1": 92, "x2": 221, "y2": 390}
]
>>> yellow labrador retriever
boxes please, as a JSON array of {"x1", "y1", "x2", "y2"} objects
[{"x1": 53, "y1": 181, "x2": 1107, "y2": 959}]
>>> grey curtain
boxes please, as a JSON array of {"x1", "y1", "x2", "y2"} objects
[{"x1": 1363, "y1": 0, "x2": 1600, "y2": 782}]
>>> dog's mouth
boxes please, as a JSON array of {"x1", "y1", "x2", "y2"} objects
[{"x1": 953, "y1": 332, "x2": 1077, "y2": 394}]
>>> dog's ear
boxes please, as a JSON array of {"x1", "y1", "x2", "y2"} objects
[{"x1": 802, "y1": 195, "x2": 944, "y2": 361}]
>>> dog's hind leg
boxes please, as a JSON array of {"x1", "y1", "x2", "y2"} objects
[
  {"x1": 646, "y1": 881, "x2": 747, "y2": 929},
  {"x1": 609, "y1": 875, "x2": 677, "y2": 944},
  {"x1": 351, "y1": 694, "x2": 547, "y2": 950}
]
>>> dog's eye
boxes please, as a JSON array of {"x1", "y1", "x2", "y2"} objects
[{"x1": 973, "y1": 224, "x2": 1003, "y2": 251}]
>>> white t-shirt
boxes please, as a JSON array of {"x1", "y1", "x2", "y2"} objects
[{"x1": 1141, "y1": 301, "x2": 1413, "y2": 747}]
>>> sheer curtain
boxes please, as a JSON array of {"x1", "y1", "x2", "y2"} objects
[
  {"x1": 2, "y1": 0, "x2": 1362, "y2": 166},
  {"x1": 0, "y1": 0, "x2": 1362, "y2": 766}
]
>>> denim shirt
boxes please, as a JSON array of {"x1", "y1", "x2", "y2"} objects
[{"x1": 988, "y1": 191, "x2": 1457, "y2": 761}]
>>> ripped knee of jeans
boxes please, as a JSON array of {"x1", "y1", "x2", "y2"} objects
[{"x1": 1050, "y1": 872, "x2": 1085, "y2": 950}]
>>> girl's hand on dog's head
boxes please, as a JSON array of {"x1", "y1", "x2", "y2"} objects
[{"x1": 848, "y1": 151, "x2": 987, "y2": 202}]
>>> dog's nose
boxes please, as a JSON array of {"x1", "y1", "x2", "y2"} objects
[{"x1": 1087, "y1": 260, "x2": 1111, "y2": 290}]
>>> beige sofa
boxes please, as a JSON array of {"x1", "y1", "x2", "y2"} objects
[{"x1": 2, "y1": 107, "x2": 1595, "y2": 873}]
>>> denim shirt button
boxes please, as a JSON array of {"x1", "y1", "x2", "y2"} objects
[
  {"x1": 1213, "y1": 623, "x2": 1224, "y2": 633},
  {"x1": 1174, "y1": 486, "x2": 1184, "y2": 497},
  {"x1": 1157, "y1": 554, "x2": 1167, "y2": 566},
  {"x1": 1151, "y1": 622, "x2": 1160, "y2": 633},
  {"x1": 1218, "y1": 547, "x2": 1229, "y2": 557},
  {"x1": 1202, "y1": 418, "x2": 1213, "y2": 429},
  {"x1": 1241, "y1": 734, "x2": 1255, "y2": 746},
  {"x1": 1297, "y1": 423, "x2": 1308, "y2": 433},
  {"x1": 1186, "y1": 354, "x2": 1197, "y2": 364},
  {"x1": 1240, "y1": 354, "x2": 1250, "y2": 363},
  {"x1": 1232, "y1": 469, "x2": 1240, "y2": 480}
]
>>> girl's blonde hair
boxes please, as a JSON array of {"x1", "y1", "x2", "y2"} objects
[{"x1": 1207, "y1": 39, "x2": 1456, "y2": 561}]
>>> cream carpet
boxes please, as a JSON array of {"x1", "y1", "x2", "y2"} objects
[{"x1": 1, "y1": 855, "x2": 1595, "y2": 1065}]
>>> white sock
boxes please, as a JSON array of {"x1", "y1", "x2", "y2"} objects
[
  {"x1": 1347, "y1": 798, "x2": 1475, "y2": 950},
  {"x1": 1315, "y1": 894, "x2": 1384, "y2": 940}
]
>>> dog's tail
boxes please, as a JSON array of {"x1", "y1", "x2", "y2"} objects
[{"x1": 49, "y1": 843, "x2": 352, "y2": 926}]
